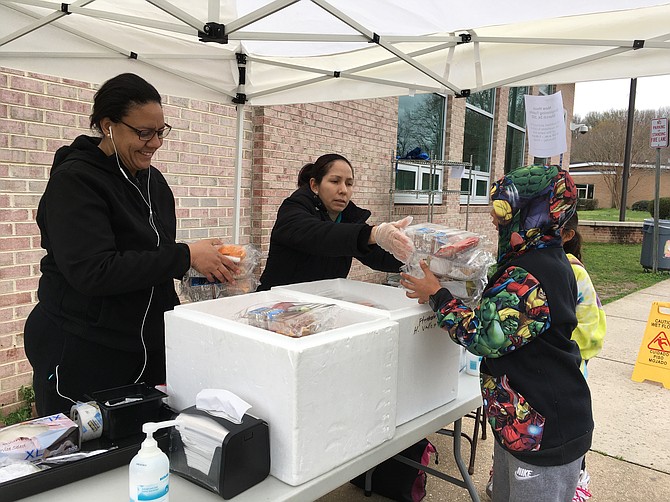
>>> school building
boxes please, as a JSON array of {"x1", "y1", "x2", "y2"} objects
[{"x1": 0, "y1": 67, "x2": 577, "y2": 411}]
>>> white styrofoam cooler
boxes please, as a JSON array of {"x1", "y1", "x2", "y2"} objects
[
  {"x1": 165, "y1": 290, "x2": 398, "y2": 486},
  {"x1": 274, "y1": 279, "x2": 461, "y2": 426}
]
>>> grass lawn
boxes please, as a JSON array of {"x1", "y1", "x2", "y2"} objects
[
  {"x1": 578, "y1": 208, "x2": 651, "y2": 222},
  {"x1": 582, "y1": 242, "x2": 669, "y2": 304}
]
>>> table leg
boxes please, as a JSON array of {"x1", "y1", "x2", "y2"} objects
[
  {"x1": 452, "y1": 419, "x2": 480, "y2": 502},
  {"x1": 392, "y1": 419, "x2": 481, "y2": 502}
]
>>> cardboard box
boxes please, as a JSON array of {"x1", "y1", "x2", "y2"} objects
[
  {"x1": 165, "y1": 291, "x2": 398, "y2": 486},
  {"x1": 275, "y1": 279, "x2": 461, "y2": 426}
]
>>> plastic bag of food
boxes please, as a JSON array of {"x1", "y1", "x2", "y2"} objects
[
  {"x1": 239, "y1": 302, "x2": 340, "y2": 338},
  {"x1": 402, "y1": 223, "x2": 494, "y2": 307},
  {"x1": 180, "y1": 244, "x2": 261, "y2": 301}
]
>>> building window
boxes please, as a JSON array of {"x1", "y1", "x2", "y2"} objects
[
  {"x1": 461, "y1": 89, "x2": 494, "y2": 205},
  {"x1": 537, "y1": 84, "x2": 556, "y2": 96},
  {"x1": 397, "y1": 94, "x2": 446, "y2": 160},
  {"x1": 576, "y1": 183, "x2": 595, "y2": 200},
  {"x1": 505, "y1": 87, "x2": 528, "y2": 173},
  {"x1": 395, "y1": 94, "x2": 446, "y2": 204},
  {"x1": 393, "y1": 160, "x2": 443, "y2": 204}
]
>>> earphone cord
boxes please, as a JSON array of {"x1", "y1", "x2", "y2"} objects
[
  {"x1": 54, "y1": 364, "x2": 77, "y2": 405},
  {"x1": 110, "y1": 131, "x2": 158, "y2": 384},
  {"x1": 110, "y1": 131, "x2": 160, "y2": 246}
]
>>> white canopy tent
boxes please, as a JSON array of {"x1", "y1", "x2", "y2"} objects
[{"x1": 2, "y1": 0, "x2": 670, "y2": 239}]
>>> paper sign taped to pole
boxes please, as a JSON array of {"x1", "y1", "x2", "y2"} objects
[
  {"x1": 631, "y1": 302, "x2": 670, "y2": 389},
  {"x1": 524, "y1": 91, "x2": 567, "y2": 158}
]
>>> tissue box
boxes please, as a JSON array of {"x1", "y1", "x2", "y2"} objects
[
  {"x1": 170, "y1": 407, "x2": 270, "y2": 499},
  {"x1": 274, "y1": 279, "x2": 461, "y2": 426},
  {"x1": 165, "y1": 290, "x2": 398, "y2": 486}
]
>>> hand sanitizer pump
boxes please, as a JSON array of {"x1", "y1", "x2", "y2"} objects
[{"x1": 129, "y1": 420, "x2": 178, "y2": 502}]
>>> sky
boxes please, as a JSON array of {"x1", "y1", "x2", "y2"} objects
[{"x1": 573, "y1": 75, "x2": 670, "y2": 118}]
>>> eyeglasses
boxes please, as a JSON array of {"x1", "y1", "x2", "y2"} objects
[{"x1": 118, "y1": 120, "x2": 172, "y2": 141}]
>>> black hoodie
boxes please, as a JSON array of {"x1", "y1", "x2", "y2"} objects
[
  {"x1": 34, "y1": 135, "x2": 190, "y2": 352},
  {"x1": 258, "y1": 185, "x2": 402, "y2": 290}
]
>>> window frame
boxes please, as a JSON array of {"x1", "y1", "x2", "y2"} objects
[
  {"x1": 460, "y1": 91, "x2": 495, "y2": 205},
  {"x1": 504, "y1": 86, "x2": 529, "y2": 174},
  {"x1": 395, "y1": 92, "x2": 447, "y2": 205},
  {"x1": 393, "y1": 160, "x2": 444, "y2": 205},
  {"x1": 576, "y1": 183, "x2": 595, "y2": 200}
]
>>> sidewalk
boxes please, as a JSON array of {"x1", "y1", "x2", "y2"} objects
[{"x1": 318, "y1": 278, "x2": 670, "y2": 501}]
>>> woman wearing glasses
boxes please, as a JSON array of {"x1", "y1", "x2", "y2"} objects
[{"x1": 24, "y1": 73, "x2": 238, "y2": 416}]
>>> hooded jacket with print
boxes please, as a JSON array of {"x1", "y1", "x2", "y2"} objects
[
  {"x1": 33, "y1": 135, "x2": 190, "y2": 353},
  {"x1": 430, "y1": 165, "x2": 593, "y2": 466}
]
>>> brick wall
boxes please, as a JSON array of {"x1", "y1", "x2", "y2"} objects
[
  {"x1": 0, "y1": 68, "x2": 250, "y2": 414},
  {"x1": 569, "y1": 168, "x2": 670, "y2": 210},
  {"x1": 251, "y1": 98, "x2": 400, "y2": 283},
  {"x1": 579, "y1": 221, "x2": 644, "y2": 244}
]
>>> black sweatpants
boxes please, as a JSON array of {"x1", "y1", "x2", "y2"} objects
[{"x1": 24, "y1": 304, "x2": 166, "y2": 416}]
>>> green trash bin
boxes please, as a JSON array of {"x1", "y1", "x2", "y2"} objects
[{"x1": 640, "y1": 218, "x2": 670, "y2": 271}]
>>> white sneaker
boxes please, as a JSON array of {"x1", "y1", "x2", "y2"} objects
[
  {"x1": 572, "y1": 470, "x2": 592, "y2": 502},
  {"x1": 577, "y1": 469, "x2": 590, "y2": 490},
  {"x1": 485, "y1": 466, "x2": 493, "y2": 499}
]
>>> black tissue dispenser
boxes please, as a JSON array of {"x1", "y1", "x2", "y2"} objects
[{"x1": 170, "y1": 406, "x2": 270, "y2": 499}]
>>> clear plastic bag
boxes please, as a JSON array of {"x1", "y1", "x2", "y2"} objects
[
  {"x1": 239, "y1": 302, "x2": 340, "y2": 338},
  {"x1": 402, "y1": 224, "x2": 495, "y2": 307},
  {"x1": 180, "y1": 244, "x2": 262, "y2": 302}
]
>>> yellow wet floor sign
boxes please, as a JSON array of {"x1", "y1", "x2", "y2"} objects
[{"x1": 631, "y1": 301, "x2": 670, "y2": 389}]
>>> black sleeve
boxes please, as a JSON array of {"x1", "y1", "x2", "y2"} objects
[
  {"x1": 271, "y1": 196, "x2": 373, "y2": 258},
  {"x1": 41, "y1": 168, "x2": 190, "y2": 296}
]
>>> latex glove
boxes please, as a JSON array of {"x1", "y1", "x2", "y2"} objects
[{"x1": 373, "y1": 216, "x2": 414, "y2": 262}]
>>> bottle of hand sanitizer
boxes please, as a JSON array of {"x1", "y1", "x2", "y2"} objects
[{"x1": 129, "y1": 420, "x2": 178, "y2": 502}]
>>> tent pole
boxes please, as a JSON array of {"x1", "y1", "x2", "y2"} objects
[
  {"x1": 233, "y1": 102, "x2": 244, "y2": 244},
  {"x1": 619, "y1": 78, "x2": 637, "y2": 221},
  {"x1": 232, "y1": 52, "x2": 248, "y2": 244}
]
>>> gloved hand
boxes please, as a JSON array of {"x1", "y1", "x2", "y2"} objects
[{"x1": 372, "y1": 216, "x2": 414, "y2": 262}]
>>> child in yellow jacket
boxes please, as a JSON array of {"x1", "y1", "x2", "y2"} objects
[
  {"x1": 560, "y1": 212, "x2": 607, "y2": 502},
  {"x1": 561, "y1": 213, "x2": 607, "y2": 376}
]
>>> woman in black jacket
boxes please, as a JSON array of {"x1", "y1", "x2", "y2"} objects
[
  {"x1": 258, "y1": 153, "x2": 414, "y2": 291},
  {"x1": 24, "y1": 73, "x2": 239, "y2": 416}
]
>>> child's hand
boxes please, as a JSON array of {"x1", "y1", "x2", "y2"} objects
[{"x1": 400, "y1": 260, "x2": 442, "y2": 304}]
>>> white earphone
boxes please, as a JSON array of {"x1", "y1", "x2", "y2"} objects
[
  {"x1": 108, "y1": 123, "x2": 159, "y2": 246},
  {"x1": 107, "y1": 121, "x2": 158, "y2": 384}
]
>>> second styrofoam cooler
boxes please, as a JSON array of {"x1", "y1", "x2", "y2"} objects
[
  {"x1": 164, "y1": 290, "x2": 398, "y2": 486},
  {"x1": 274, "y1": 279, "x2": 461, "y2": 426}
]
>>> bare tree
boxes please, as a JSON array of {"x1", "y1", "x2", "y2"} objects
[
  {"x1": 397, "y1": 94, "x2": 445, "y2": 158},
  {"x1": 570, "y1": 108, "x2": 668, "y2": 208}
]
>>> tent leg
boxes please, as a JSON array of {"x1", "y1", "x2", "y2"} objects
[{"x1": 233, "y1": 103, "x2": 244, "y2": 243}]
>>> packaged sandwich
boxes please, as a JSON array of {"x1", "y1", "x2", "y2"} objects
[
  {"x1": 180, "y1": 243, "x2": 261, "y2": 302},
  {"x1": 240, "y1": 302, "x2": 340, "y2": 338}
]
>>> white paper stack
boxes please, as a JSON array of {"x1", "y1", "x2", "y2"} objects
[{"x1": 176, "y1": 414, "x2": 230, "y2": 475}]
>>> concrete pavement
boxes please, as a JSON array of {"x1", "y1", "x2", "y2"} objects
[{"x1": 318, "y1": 278, "x2": 670, "y2": 501}]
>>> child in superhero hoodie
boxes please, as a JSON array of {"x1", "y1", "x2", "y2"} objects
[{"x1": 401, "y1": 165, "x2": 593, "y2": 502}]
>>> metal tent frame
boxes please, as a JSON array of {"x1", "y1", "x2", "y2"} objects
[{"x1": 2, "y1": 0, "x2": 670, "y2": 239}]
